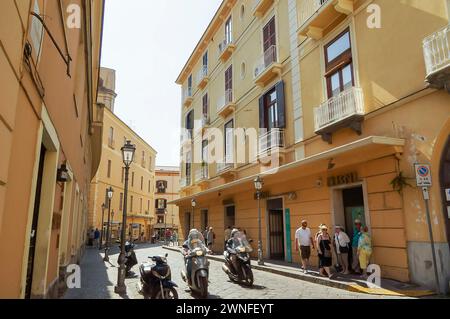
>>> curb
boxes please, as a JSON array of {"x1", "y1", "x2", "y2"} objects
[{"x1": 162, "y1": 246, "x2": 436, "y2": 297}]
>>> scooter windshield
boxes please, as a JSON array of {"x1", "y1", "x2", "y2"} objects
[
  {"x1": 187, "y1": 230, "x2": 206, "y2": 251},
  {"x1": 232, "y1": 232, "x2": 253, "y2": 253}
]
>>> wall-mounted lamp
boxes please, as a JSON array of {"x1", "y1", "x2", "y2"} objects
[
  {"x1": 328, "y1": 158, "x2": 336, "y2": 170},
  {"x1": 287, "y1": 192, "x2": 297, "y2": 201},
  {"x1": 57, "y1": 164, "x2": 69, "y2": 183},
  {"x1": 316, "y1": 177, "x2": 323, "y2": 188}
]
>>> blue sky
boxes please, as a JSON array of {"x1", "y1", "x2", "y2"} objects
[{"x1": 101, "y1": 0, "x2": 222, "y2": 166}]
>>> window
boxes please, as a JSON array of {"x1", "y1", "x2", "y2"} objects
[
  {"x1": 30, "y1": 0, "x2": 43, "y2": 58},
  {"x1": 147, "y1": 200, "x2": 150, "y2": 213},
  {"x1": 324, "y1": 29, "x2": 354, "y2": 98},
  {"x1": 157, "y1": 215, "x2": 164, "y2": 224},
  {"x1": 148, "y1": 157, "x2": 152, "y2": 171},
  {"x1": 156, "y1": 180, "x2": 168, "y2": 193},
  {"x1": 224, "y1": 120, "x2": 234, "y2": 163},
  {"x1": 188, "y1": 75, "x2": 193, "y2": 94},
  {"x1": 131, "y1": 172, "x2": 135, "y2": 187},
  {"x1": 225, "y1": 16, "x2": 232, "y2": 44},
  {"x1": 155, "y1": 198, "x2": 167, "y2": 211},
  {"x1": 107, "y1": 160, "x2": 111, "y2": 178},
  {"x1": 240, "y1": 5, "x2": 245, "y2": 21},
  {"x1": 141, "y1": 151, "x2": 145, "y2": 167},
  {"x1": 202, "y1": 51, "x2": 208, "y2": 70},
  {"x1": 148, "y1": 180, "x2": 151, "y2": 193},
  {"x1": 186, "y1": 151, "x2": 192, "y2": 183},
  {"x1": 259, "y1": 81, "x2": 286, "y2": 130},
  {"x1": 130, "y1": 196, "x2": 134, "y2": 212},
  {"x1": 108, "y1": 127, "x2": 114, "y2": 147},
  {"x1": 119, "y1": 193, "x2": 123, "y2": 211},
  {"x1": 263, "y1": 17, "x2": 277, "y2": 65},
  {"x1": 140, "y1": 176, "x2": 143, "y2": 190},
  {"x1": 202, "y1": 140, "x2": 208, "y2": 163},
  {"x1": 140, "y1": 198, "x2": 143, "y2": 213},
  {"x1": 240, "y1": 62, "x2": 246, "y2": 79},
  {"x1": 225, "y1": 65, "x2": 233, "y2": 101},
  {"x1": 202, "y1": 94, "x2": 209, "y2": 118}
]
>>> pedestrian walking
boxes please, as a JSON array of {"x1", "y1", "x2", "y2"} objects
[
  {"x1": 295, "y1": 220, "x2": 315, "y2": 273},
  {"x1": 88, "y1": 229, "x2": 95, "y2": 247},
  {"x1": 317, "y1": 225, "x2": 333, "y2": 278},
  {"x1": 224, "y1": 226, "x2": 232, "y2": 250},
  {"x1": 358, "y1": 226, "x2": 373, "y2": 279},
  {"x1": 333, "y1": 226, "x2": 351, "y2": 275},
  {"x1": 351, "y1": 219, "x2": 363, "y2": 274},
  {"x1": 206, "y1": 227, "x2": 215, "y2": 253},
  {"x1": 94, "y1": 228, "x2": 100, "y2": 248}
]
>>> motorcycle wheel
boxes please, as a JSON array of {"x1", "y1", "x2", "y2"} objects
[
  {"x1": 243, "y1": 266, "x2": 254, "y2": 287},
  {"x1": 154, "y1": 287, "x2": 179, "y2": 299},
  {"x1": 199, "y1": 276, "x2": 208, "y2": 298}
]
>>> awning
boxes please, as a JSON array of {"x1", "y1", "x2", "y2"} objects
[{"x1": 169, "y1": 136, "x2": 405, "y2": 206}]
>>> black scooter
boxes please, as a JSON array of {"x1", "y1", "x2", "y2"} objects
[
  {"x1": 139, "y1": 254, "x2": 179, "y2": 299},
  {"x1": 222, "y1": 241, "x2": 254, "y2": 286}
]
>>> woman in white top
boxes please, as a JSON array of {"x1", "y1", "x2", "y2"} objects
[{"x1": 333, "y1": 226, "x2": 351, "y2": 275}]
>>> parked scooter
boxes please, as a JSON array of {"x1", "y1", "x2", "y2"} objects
[
  {"x1": 139, "y1": 254, "x2": 179, "y2": 299},
  {"x1": 124, "y1": 241, "x2": 138, "y2": 275},
  {"x1": 222, "y1": 230, "x2": 254, "y2": 286},
  {"x1": 181, "y1": 229, "x2": 210, "y2": 298}
]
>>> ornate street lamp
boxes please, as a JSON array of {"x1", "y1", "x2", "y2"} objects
[
  {"x1": 104, "y1": 186, "x2": 114, "y2": 262},
  {"x1": 115, "y1": 140, "x2": 136, "y2": 295},
  {"x1": 99, "y1": 203, "x2": 106, "y2": 250},
  {"x1": 191, "y1": 198, "x2": 196, "y2": 230},
  {"x1": 254, "y1": 176, "x2": 264, "y2": 266}
]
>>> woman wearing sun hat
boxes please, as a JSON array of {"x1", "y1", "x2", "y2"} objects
[{"x1": 316, "y1": 224, "x2": 333, "y2": 278}]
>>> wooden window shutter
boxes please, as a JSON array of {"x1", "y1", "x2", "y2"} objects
[
  {"x1": 259, "y1": 95, "x2": 265, "y2": 129},
  {"x1": 276, "y1": 80, "x2": 286, "y2": 128}
]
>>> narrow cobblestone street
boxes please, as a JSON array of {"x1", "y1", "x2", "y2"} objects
[{"x1": 63, "y1": 244, "x2": 412, "y2": 299}]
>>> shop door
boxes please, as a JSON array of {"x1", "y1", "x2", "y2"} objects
[
  {"x1": 25, "y1": 145, "x2": 46, "y2": 299},
  {"x1": 440, "y1": 137, "x2": 450, "y2": 248},
  {"x1": 268, "y1": 198, "x2": 284, "y2": 260},
  {"x1": 342, "y1": 187, "x2": 366, "y2": 240},
  {"x1": 224, "y1": 205, "x2": 235, "y2": 229}
]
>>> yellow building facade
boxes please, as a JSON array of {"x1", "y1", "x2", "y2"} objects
[
  {"x1": 0, "y1": 0, "x2": 105, "y2": 298},
  {"x1": 89, "y1": 68, "x2": 157, "y2": 243},
  {"x1": 174, "y1": 0, "x2": 450, "y2": 292},
  {"x1": 154, "y1": 166, "x2": 181, "y2": 238}
]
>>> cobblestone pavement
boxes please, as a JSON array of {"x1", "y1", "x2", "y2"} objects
[{"x1": 64, "y1": 243, "x2": 412, "y2": 299}]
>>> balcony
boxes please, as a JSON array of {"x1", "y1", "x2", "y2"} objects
[
  {"x1": 200, "y1": 114, "x2": 210, "y2": 134},
  {"x1": 314, "y1": 87, "x2": 365, "y2": 144},
  {"x1": 196, "y1": 65, "x2": 209, "y2": 90},
  {"x1": 252, "y1": 0, "x2": 274, "y2": 18},
  {"x1": 217, "y1": 89, "x2": 236, "y2": 118},
  {"x1": 195, "y1": 165, "x2": 209, "y2": 188},
  {"x1": 183, "y1": 87, "x2": 193, "y2": 108},
  {"x1": 180, "y1": 176, "x2": 191, "y2": 189},
  {"x1": 254, "y1": 45, "x2": 282, "y2": 87},
  {"x1": 216, "y1": 155, "x2": 236, "y2": 179},
  {"x1": 423, "y1": 24, "x2": 450, "y2": 91},
  {"x1": 257, "y1": 128, "x2": 286, "y2": 164},
  {"x1": 218, "y1": 38, "x2": 236, "y2": 63},
  {"x1": 181, "y1": 129, "x2": 193, "y2": 147},
  {"x1": 298, "y1": 0, "x2": 356, "y2": 40}
]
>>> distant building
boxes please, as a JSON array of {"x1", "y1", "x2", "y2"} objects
[
  {"x1": 89, "y1": 68, "x2": 157, "y2": 243},
  {"x1": 153, "y1": 166, "x2": 181, "y2": 239}
]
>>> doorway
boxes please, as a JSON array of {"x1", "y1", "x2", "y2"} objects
[
  {"x1": 224, "y1": 205, "x2": 235, "y2": 229},
  {"x1": 201, "y1": 209, "x2": 208, "y2": 231},
  {"x1": 267, "y1": 198, "x2": 284, "y2": 260},
  {"x1": 440, "y1": 137, "x2": 450, "y2": 248},
  {"x1": 342, "y1": 187, "x2": 366, "y2": 239},
  {"x1": 25, "y1": 145, "x2": 46, "y2": 299},
  {"x1": 184, "y1": 212, "x2": 191, "y2": 239}
]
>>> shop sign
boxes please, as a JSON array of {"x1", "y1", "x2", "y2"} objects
[{"x1": 327, "y1": 172, "x2": 359, "y2": 187}]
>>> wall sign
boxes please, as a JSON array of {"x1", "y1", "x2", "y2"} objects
[
  {"x1": 327, "y1": 172, "x2": 359, "y2": 187},
  {"x1": 414, "y1": 164, "x2": 432, "y2": 187}
]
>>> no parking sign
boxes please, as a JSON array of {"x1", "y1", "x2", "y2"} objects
[{"x1": 415, "y1": 164, "x2": 432, "y2": 187}]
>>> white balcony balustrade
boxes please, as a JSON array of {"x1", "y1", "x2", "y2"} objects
[
  {"x1": 216, "y1": 89, "x2": 235, "y2": 118},
  {"x1": 195, "y1": 166, "x2": 209, "y2": 182},
  {"x1": 216, "y1": 155, "x2": 235, "y2": 174},
  {"x1": 423, "y1": 24, "x2": 450, "y2": 90},
  {"x1": 180, "y1": 176, "x2": 190, "y2": 188},
  {"x1": 196, "y1": 65, "x2": 209, "y2": 89},
  {"x1": 218, "y1": 38, "x2": 236, "y2": 62},
  {"x1": 183, "y1": 87, "x2": 193, "y2": 107},
  {"x1": 254, "y1": 45, "x2": 282, "y2": 86},
  {"x1": 258, "y1": 128, "x2": 285, "y2": 157},
  {"x1": 314, "y1": 87, "x2": 365, "y2": 143}
]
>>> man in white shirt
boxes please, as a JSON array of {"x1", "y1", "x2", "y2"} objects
[{"x1": 295, "y1": 220, "x2": 315, "y2": 273}]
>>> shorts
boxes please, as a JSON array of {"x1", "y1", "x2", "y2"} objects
[{"x1": 300, "y1": 246, "x2": 311, "y2": 260}]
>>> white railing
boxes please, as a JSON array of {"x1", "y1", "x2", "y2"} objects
[
  {"x1": 254, "y1": 45, "x2": 278, "y2": 79},
  {"x1": 298, "y1": 0, "x2": 331, "y2": 27},
  {"x1": 183, "y1": 87, "x2": 193, "y2": 102},
  {"x1": 180, "y1": 176, "x2": 188, "y2": 188},
  {"x1": 217, "y1": 155, "x2": 234, "y2": 173},
  {"x1": 216, "y1": 89, "x2": 234, "y2": 114},
  {"x1": 201, "y1": 114, "x2": 210, "y2": 128},
  {"x1": 423, "y1": 24, "x2": 450, "y2": 78},
  {"x1": 314, "y1": 87, "x2": 364, "y2": 132},
  {"x1": 195, "y1": 166, "x2": 209, "y2": 182},
  {"x1": 181, "y1": 129, "x2": 193, "y2": 144},
  {"x1": 258, "y1": 128, "x2": 285, "y2": 156},
  {"x1": 196, "y1": 65, "x2": 208, "y2": 85},
  {"x1": 219, "y1": 38, "x2": 233, "y2": 55}
]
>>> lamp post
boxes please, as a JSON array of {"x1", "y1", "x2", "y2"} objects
[
  {"x1": 254, "y1": 176, "x2": 264, "y2": 266},
  {"x1": 115, "y1": 140, "x2": 136, "y2": 295},
  {"x1": 99, "y1": 203, "x2": 106, "y2": 250},
  {"x1": 191, "y1": 198, "x2": 196, "y2": 230},
  {"x1": 104, "y1": 186, "x2": 114, "y2": 262}
]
